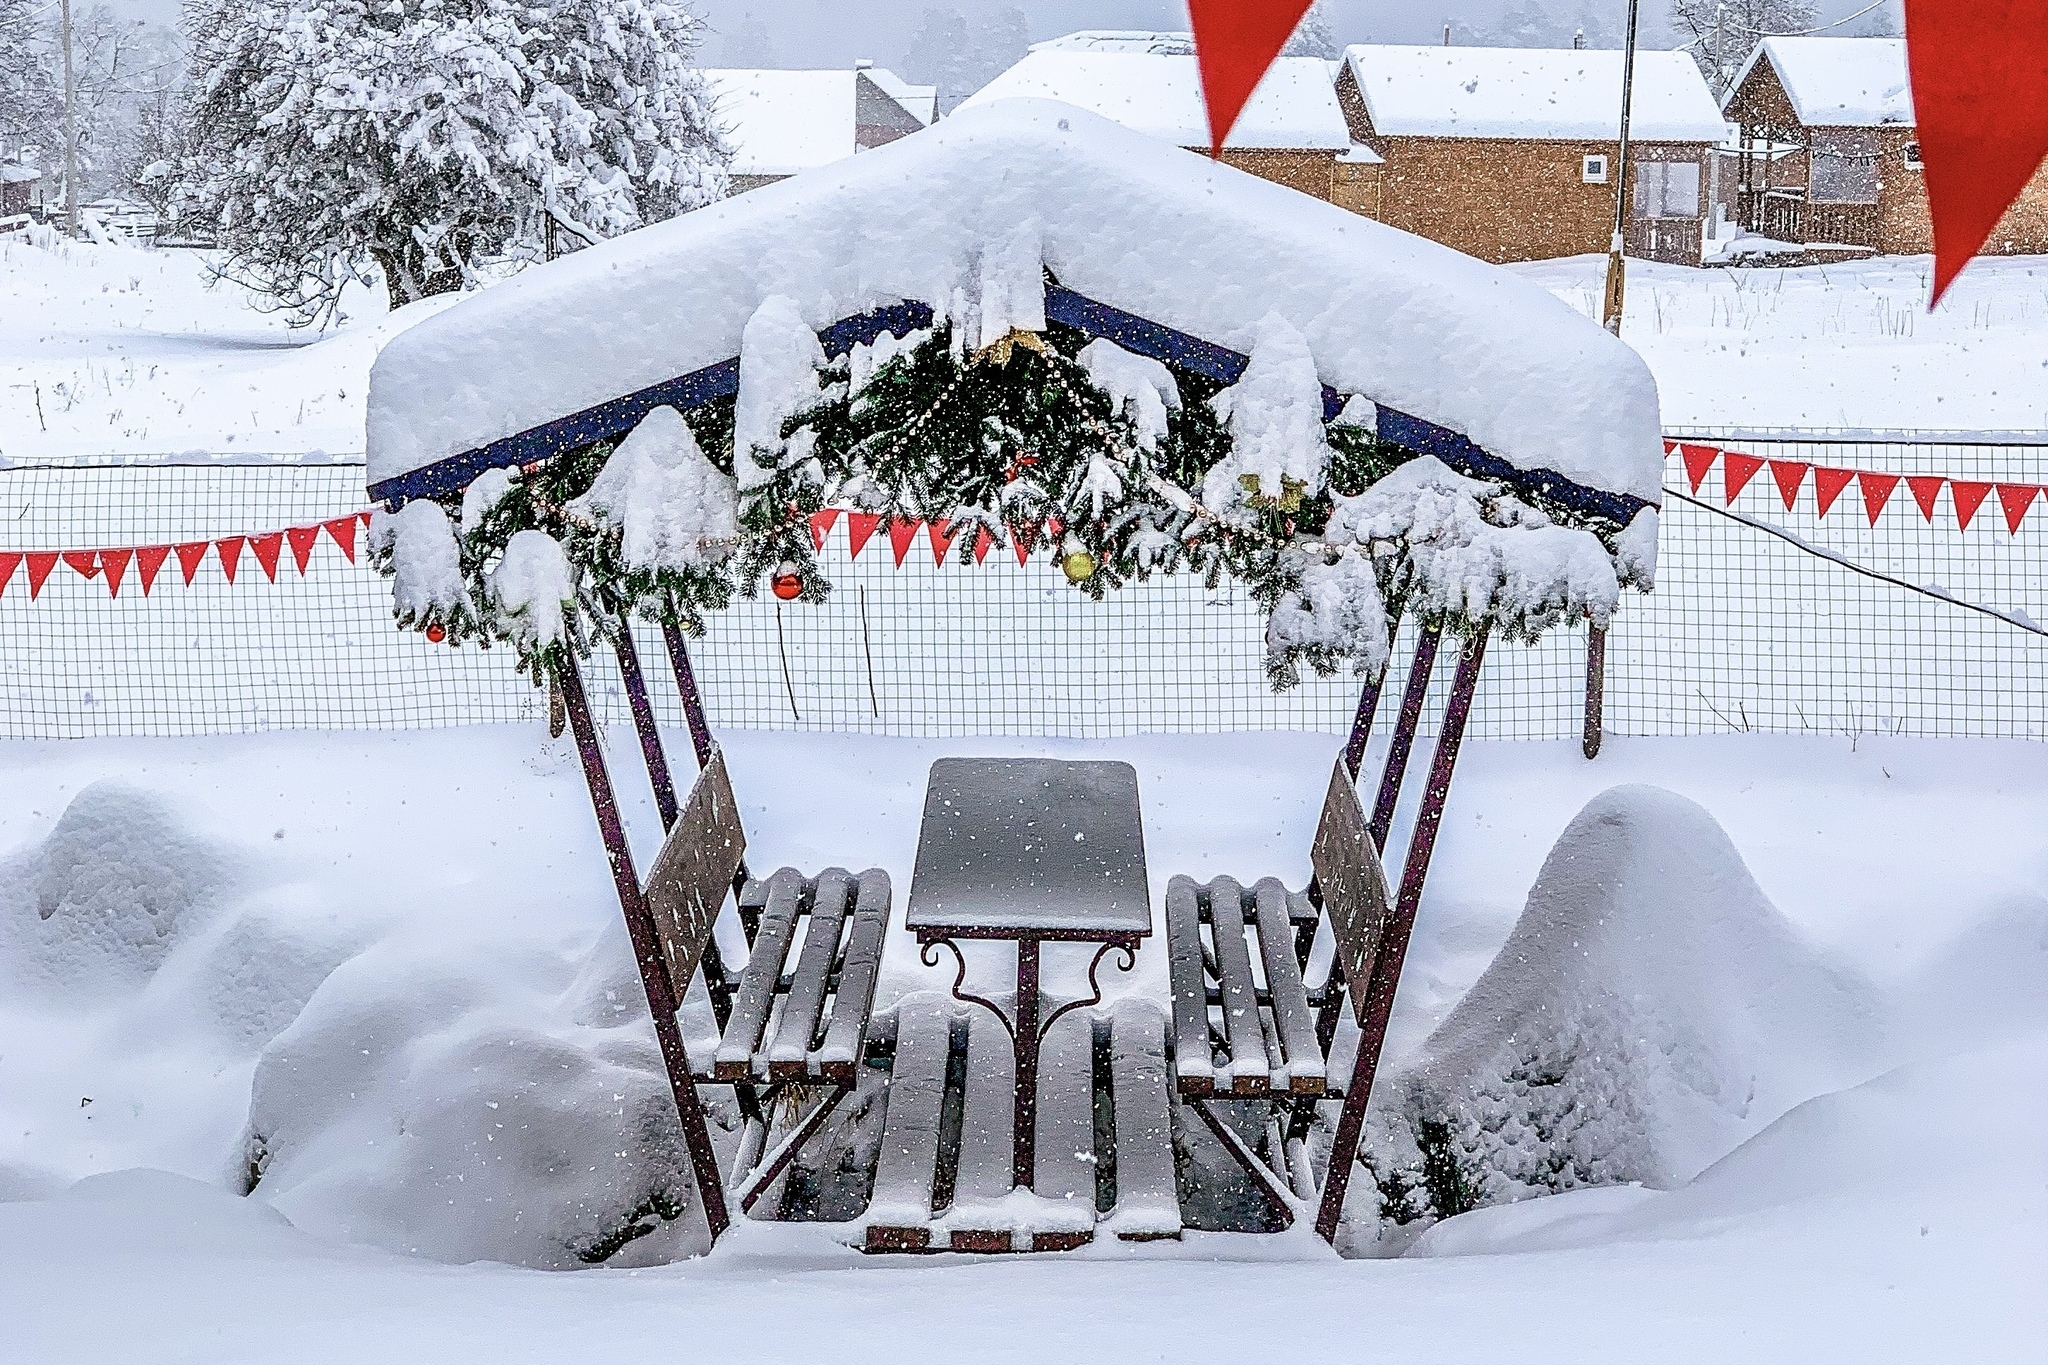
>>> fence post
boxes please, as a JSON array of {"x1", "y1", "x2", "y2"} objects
[{"x1": 1583, "y1": 624, "x2": 1607, "y2": 759}]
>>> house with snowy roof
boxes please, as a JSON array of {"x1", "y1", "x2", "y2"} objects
[
  {"x1": 701, "y1": 64, "x2": 936, "y2": 195},
  {"x1": 1335, "y1": 45, "x2": 1727, "y2": 265},
  {"x1": 0, "y1": 163, "x2": 39, "y2": 224},
  {"x1": 958, "y1": 48, "x2": 1353, "y2": 203},
  {"x1": 1723, "y1": 37, "x2": 2048, "y2": 257}
]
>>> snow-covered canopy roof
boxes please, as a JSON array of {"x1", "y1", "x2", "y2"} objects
[
  {"x1": 366, "y1": 101, "x2": 1664, "y2": 514},
  {"x1": 1030, "y1": 30, "x2": 1197, "y2": 55},
  {"x1": 702, "y1": 68, "x2": 929, "y2": 178},
  {"x1": 1733, "y1": 37, "x2": 1913, "y2": 127},
  {"x1": 1344, "y1": 45, "x2": 1726, "y2": 142},
  {"x1": 960, "y1": 52, "x2": 1351, "y2": 151}
]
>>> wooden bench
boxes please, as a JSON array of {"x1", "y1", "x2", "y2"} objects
[
  {"x1": 639, "y1": 747, "x2": 894, "y2": 1218},
  {"x1": 1162, "y1": 753, "x2": 1396, "y2": 1225}
]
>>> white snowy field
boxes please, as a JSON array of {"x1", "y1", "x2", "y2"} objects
[
  {"x1": 4, "y1": 230, "x2": 2046, "y2": 466},
  {"x1": 1, "y1": 724, "x2": 2042, "y2": 1361},
  {"x1": 1512, "y1": 252, "x2": 2048, "y2": 434}
]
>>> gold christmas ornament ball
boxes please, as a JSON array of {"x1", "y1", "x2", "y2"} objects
[{"x1": 1061, "y1": 548, "x2": 1096, "y2": 583}]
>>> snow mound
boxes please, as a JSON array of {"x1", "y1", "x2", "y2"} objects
[
  {"x1": 1360, "y1": 784, "x2": 1881, "y2": 1240},
  {"x1": 567, "y1": 406, "x2": 739, "y2": 572},
  {"x1": 0, "y1": 783, "x2": 234, "y2": 997},
  {"x1": 242, "y1": 920, "x2": 715, "y2": 1270}
]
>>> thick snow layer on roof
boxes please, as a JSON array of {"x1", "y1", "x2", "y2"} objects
[
  {"x1": 1030, "y1": 30, "x2": 1196, "y2": 55},
  {"x1": 1345, "y1": 45, "x2": 1726, "y2": 142},
  {"x1": 960, "y1": 52, "x2": 1350, "y2": 150},
  {"x1": 702, "y1": 70, "x2": 855, "y2": 177},
  {"x1": 1746, "y1": 38, "x2": 1913, "y2": 127},
  {"x1": 862, "y1": 67, "x2": 936, "y2": 126},
  {"x1": 366, "y1": 100, "x2": 1664, "y2": 503}
]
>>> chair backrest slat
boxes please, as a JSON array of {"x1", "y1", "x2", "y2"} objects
[
  {"x1": 643, "y1": 746, "x2": 747, "y2": 1000},
  {"x1": 1309, "y1": 754, "x2": 1393, "y2": 1026}
]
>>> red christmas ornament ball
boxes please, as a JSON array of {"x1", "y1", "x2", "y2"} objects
[
  {"x1": 771, "y1": 572, "x2": 803, "y2": 601},
  {"x1": 426, "y1": 623, "x2": 447, "y2": 644}
]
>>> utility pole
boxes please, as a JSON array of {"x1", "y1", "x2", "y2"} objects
[
  {"x1": 1600, "y1": 0, "x2": 1641, "y2": 336},
  {"x1": 61, "y1": 0, "x2": 78, "y2": 237}
]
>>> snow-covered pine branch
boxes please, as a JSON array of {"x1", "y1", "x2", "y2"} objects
[{"x1": 168, "y1": 0, "x2": 729, "y2": 322}]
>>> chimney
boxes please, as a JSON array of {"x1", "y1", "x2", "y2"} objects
[
  {"x1": 854, "y1": 58, "x2": 874, "y2": 70},
  {"x1": 1442, "y1": 22, "x2": 1450, "y2": 45},
  {"x1": 1574, "y1": 27, "x2": 1586, "y2": 49}
]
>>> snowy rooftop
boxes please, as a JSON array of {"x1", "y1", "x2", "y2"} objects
[
  {"x1": 0, "y1": 164, "x2": 39, "y2": 184},
  {"x1": 701, "y1": 68, "x2": 930, "y2": 179},
  {"x1": 1343, "y1": 45, "x2": 1727, "y2": 142},
  {"x1": 1029, "y1": 30, "x2": 1197, "y2": 55},
  {"x1": 1735, "y1": 37, "x2": 1913, "y2": 127},
  {"x1": 959, "y1": 52, "x2": 1351, "y2": 151},
  {"x1": 366, "y1": 100, "x2": 1664, "y2": 505}
]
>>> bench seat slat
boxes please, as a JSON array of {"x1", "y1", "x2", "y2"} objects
[
  {"x1": 815, "y1": 869, "x2": 891, "y2": 1084},
  {"x1": 715, "y1": 868, "x2": 805, "y2": 1080},
  {"x1": 766, "y1": 868, "x2": 853, "y2": 1079},
  {"x1": 1164, "y1": 876, "x2": 1214, "y2": 1097},
  {"x1": 864, "y1": 994, "x2": 952, "y2": 1250},
  {"x1": 1252, "y1": 877, "x2": 1325, "y2": 1095},
  {"x1": 1107, "y1": 1001, "x2": 1181, "y2": 1241},
  {"x1": 1029, "y1": 1012, "x2": 1099, "y2": 1250},
  {"x1": 1206, "y1": 876, "x2": 1269, "y2": 1096}
]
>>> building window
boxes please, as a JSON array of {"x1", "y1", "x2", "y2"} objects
[
  {"x1": 1811, "y1": 129, "x2": 1881, "y2": 203},
  {"x1": 1902, "y1": 141, "x2": 1923, "y2": 170},
  {"x1": 1582, "y1": 154, "x2": 1609, "y2": 184},
  {"x1": 1633, "y1": 160, "x2": 1702, "y2": 219}
]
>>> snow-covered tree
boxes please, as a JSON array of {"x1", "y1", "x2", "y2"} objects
[
  {"x1": 1281, "y1": 1, "x2": 1339, "y2": 58},
  {"x1": 169, "y1": 0, "x2": 729, "y2": 322},
  {"x1": 0, "y1": 0, "x2": 57, "y2": 163},
  {"x1": 716, "y1": 10, "x2": 776, "y2": 66},
  {"x1": 899, "y1": 5, "x2": 1028, "y2": 113},
  {"x1": 1671, "y1": 0, "x2": 1818, "y2": 96}
]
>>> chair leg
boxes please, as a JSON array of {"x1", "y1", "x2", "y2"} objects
[
  {"x1": 556, "y1": 651, "x2": 732, "y2": 1243},
  {"x1": 1188, "y1": 1100, "x2": 1297, "y2": 1228},
  {"x1": 1312, "y1": 627, "x2": 1490, "y2": 1245},
  {"x1": 1367, "y1": 623, "x2": 1441, "y2": 852},
  {"x1": 734, "y1": 1085, "x2": 850, "y2": 1215}
]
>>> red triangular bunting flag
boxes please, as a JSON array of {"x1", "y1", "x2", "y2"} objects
[
  {"x1": 136, "y1": 545, "x2": 171, "y2": 595},
  {"x1": 1768, "y1": 460, "x2": 1809, "y2": 511},
  {"x1": 100, "y1": 548, "x2": 133, "y2": 598},
  {"x1": 1011, "y1": 522, "x2": 1038, "y2": 567},
  {"x1": 1906, "y1": 476, "x2": 1945, "y2": 522},
  {"x1": 973, "y1": 526, "x2": 996, "y2": 565},
  {"x1": 844, "y1": 512, "x2": 882, "y2": 560},
  {"x1": 1679, "y1": 443, "x2": 1719, "y2": 494},
  {"x1": 174, "y1": 541, "x2": 211, "y2": 585},
  {"x1": 1813, "y1": 467, "x2": 1857, "y2": 518},
  {"x1": 1904, "y1": 0, "x2": 2048, "y2": 304},
  {"x1": 1952, "y1": 481, "x2": 1992, "y2": 531},
  {"x1": 808, "y1": 509, "x2": 841, "y2": 553},
  {"x1": 286, "y1": 524, "x2": 322, "y2": 574},
  {"x1": 887, "y1": 517, "x2": 920, "y2": 568},
  {"x1": 1187, "y1": 0, "x2": 1317, "y2": 154},
  {"x1": 927, "y1": 518, "x2": 959, "y2": 566},
  {"x1": 216, "y1": 536, "x2": 245, "y2": 584},
  {"x1": 63, "y1": 550, "x2": 100, "y2": 580},
  {"x1": 26, "y1": 552, "x2": 59, "y2": 599},
  {"x1": 249, "y1": 531, "x2": 284, "y2": 581},
  {"x1": 359, "y1": 510, "x2": 373, "y2": 525},
  {"x1": 1722, "y1": 453, "x2": 1766, "y2": 505},
  {"x1": 322, "y1": 516, "x2": 360, "y2": 564},
  {"x1": 1664, "y1": 438, "x2": 1680, "y2": 454},
  {"x1": 1997, "y1": 483, "x2": 2039, "y2": 534},
  {"x1": 1859, "y1": 472, "x2": 1901, "y2": 526},
  {"x1": 0, "y1": 551, "x2": 19, "y2": 597}
]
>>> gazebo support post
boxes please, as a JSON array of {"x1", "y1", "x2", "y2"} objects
[
  {"x1": 1367, "y1": 624, "x2": 1443, "y2": 851},
  {"x1": 1313, "y1": 626, "x2": 1491, "y2": 1246},
  {"x1": 1583, "y1": 624, "x2": 1607, "y2": 759},
  {"x1": 555, "y1": 650, "x2": 732, "y2": 1243}
]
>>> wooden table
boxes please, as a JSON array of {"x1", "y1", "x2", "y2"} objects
[{"x1": 905, "y1": 757, "x2": 1151, "y2": 1190}]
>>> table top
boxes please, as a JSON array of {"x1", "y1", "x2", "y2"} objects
[{"x1": 905, "y1": 758, "x2": 1152, "y2": 940}]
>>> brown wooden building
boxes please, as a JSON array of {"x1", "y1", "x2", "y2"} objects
[
  {"x1": 1335, "y1": 44, "x2": 1727, "y2": 264},
  {"x1": 1724, "y1": 37, "x2": 2048, "y2": 256},
  {"x1": 961, "y1": 45, "x2": 1351, "y2": 201},
  {"x1": 702, "y1": 65, "x2": 936, "y2": 195}
]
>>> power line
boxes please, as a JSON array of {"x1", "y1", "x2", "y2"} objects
[{"x1": 1665, "y1": 487, "x2": 2048, "y2": 639}]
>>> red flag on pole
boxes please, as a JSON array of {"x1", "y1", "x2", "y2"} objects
[
  {"x1": 1904, "y1": 0, "x2": 2048, "y2": 303},
  {"x1": 1187, "y1": 0, "x2": 1317, "y2": 154}
]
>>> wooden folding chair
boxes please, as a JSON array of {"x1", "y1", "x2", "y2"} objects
[{"x1": 1163, "y1": 624, "x2": 1492, "y2": 1243}]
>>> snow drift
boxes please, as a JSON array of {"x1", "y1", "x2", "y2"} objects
[
  {"x1": 367, "y1": 100, "x2": 1665, "y2": 505},
  {"x1": 1357, "y1": 784, "x2": 1882, "y2": 1245}
]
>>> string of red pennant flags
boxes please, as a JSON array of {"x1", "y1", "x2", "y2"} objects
[
  {"x1": 0, "y1": 512, "x2": 371, "y2": 601},
  {"x1": 1664, "y1": 441, "x2": 2046, "y2": 535},
  {"x1": 807, "y1": 510, "x2": 1059, "y2": 568}
]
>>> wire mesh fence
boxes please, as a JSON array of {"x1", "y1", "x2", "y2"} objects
[{"x1": 1, "y1": 432, "x2": 2042, "y2": 742}]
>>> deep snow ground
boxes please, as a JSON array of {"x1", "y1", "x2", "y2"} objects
[
  {"x1": 0, "y1": 726, "x2": 2043, "y2": 1362},
  {"x1": 4, "y1": 232, "x2": 2045, "y2": 467}
]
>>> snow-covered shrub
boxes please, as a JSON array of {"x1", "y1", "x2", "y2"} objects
[
  {"x1": 0, "y1": 782, "x2": 233, "y2": 996},
  {"x1": 242, "y1": 915, "x2": 720, "y2": 1268},
  {"x1": 168, "y1": 0, "x2": 729, "y2": 320},
  {"x1": 1353, "y1": 785, "x2": 1880, "y2": 1250}
]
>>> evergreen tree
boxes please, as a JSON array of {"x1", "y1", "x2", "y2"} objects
[
  {"x1": 168, "y1": 0, "x2": 729, "y2": 322},
  {"x1": 1281, "y1": 1, "x2": 1339, "y2": 59},
  {"x1": 899, "y1": 4, "x2": 1027, "y2": 112},
  {"x1": 1670, "y1": 0, "x2": 1818, "y2": 96},
  {"x1": 717, "y1": 10, "x2": 776, "y2": 67}
]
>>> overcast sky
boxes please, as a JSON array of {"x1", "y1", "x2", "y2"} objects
[{"x1": 687, "y1": 0, "x2": 1901, "y2": 70}]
